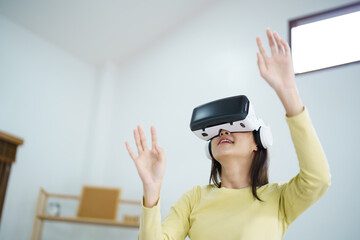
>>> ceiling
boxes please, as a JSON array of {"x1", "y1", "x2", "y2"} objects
[{"x1": 0, "y1": 0, "x2": 215, "y2": 66}]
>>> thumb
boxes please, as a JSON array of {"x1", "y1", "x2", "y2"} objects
[
  {"x1": 154, "y1": 144, "x2": 163, "y2": 154},
  {"x1": 155, "y1": 144, "x2": 165, "y2": 161}
]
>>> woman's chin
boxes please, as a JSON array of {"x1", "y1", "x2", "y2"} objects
[
  {"x1": 214, "y1": 152, "x2": 236, "y2": 160},
  {"x1": 214, "y1": 151, "x2": 248, "y2": 161}
]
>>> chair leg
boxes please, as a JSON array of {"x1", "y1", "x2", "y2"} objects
[
  {"x1": 31, "y1": 189, "x2": 44, "y2": 240},
  {"x1": 38, "y1": 220, "x2": 44, "y2": 240},
  {"x1": 30, "y1": 218, "x2": 38, "y2": 240}
]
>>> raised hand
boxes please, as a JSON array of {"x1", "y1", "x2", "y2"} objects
[
  {"x1": 256, "y1": 28, "x2": 296, "y2": 94},
  {"x1": 125, "y1": 125, "x2": 166, "y2": 207},
  {"x1": 256, "y1": 28, "x2": 303, "y2": 117}
]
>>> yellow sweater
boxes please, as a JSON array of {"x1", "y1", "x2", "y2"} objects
[{"x1": 139, "y1": 107, "x2": 331, "y2": 240}]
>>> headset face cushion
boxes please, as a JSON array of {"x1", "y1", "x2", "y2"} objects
[{"x1": 193, "y1": 118, "x2": 261, "y2": 141}]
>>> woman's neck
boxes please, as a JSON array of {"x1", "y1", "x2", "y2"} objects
[{"x1": 220, "y1": 160, "x2": 251, "y2": 189}]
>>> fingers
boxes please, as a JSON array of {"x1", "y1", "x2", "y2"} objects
[
  {"x1": 266, "y1": 28, "x2": 277, "y2": 56},
  {"x1": 260, "y1": 28, "x2": 290, "y2": 57},
  {"x1": 130, "y1": 125, "x2": 157, "y2": 155},
  {"x1": 256, "y1": 36, "x2": 269, "y2": 60},
  {"x1": 281, "y1": 38, "x2": 291, "y2": 56},
  {"x1": 128, "y1": 125, "x2": 160, "y2": 160},
  {"x1": 273, "y1": 32, "x2": 285, "y2": 56},
  {"x1": 125, "y1": 141, "x2": 137, "y2": 161},
  {"x1": 134, "y1": 127, "x2": 143, "y2": 154},
  {"x1": 155, "y1": 144, "x2": 165, "y2": 161},
  {"x1": 256, "y1": 52, "x2": 267, "y2": 77},
  {"x1": 151, "y1": 126, "x2": 157, "y2": 150},
  {"x1": 137, "y1": 125, "x2": 149, "y2": 150}
]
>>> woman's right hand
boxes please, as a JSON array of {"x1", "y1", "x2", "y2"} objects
[{"x1": 125, "y1": 125, "x2": 166, "y2": 206}]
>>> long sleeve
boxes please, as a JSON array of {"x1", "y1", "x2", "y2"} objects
[
  {"x1": 138, "y1": 186, "x2": 198, "y2": 240},
  {"x1": 279, "y1": 106, "x2": 331, "y2": 227}
]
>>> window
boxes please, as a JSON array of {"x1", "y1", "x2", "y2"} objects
[{"x1": 289, "y1": 2, "x2": 360, "y2": 74}]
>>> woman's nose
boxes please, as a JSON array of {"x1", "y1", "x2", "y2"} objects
[{"x1": 219, "y1": 129, "x2": 231, "y2": 136}]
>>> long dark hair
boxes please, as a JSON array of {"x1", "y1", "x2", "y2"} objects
[{"x1": 208, "y1": 131, "x2": 269, "y2": 201}]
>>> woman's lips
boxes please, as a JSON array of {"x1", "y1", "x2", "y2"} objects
[{"x1": 218, "y1": 137, "x2": 234, "y2": 145}]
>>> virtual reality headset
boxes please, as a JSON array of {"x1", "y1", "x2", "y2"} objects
[{"x1": 190, "y1": 95, "x2": 273, "y2": 151}]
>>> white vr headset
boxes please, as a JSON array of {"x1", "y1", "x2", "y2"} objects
[{"x1": 190, "y1": 95, "x2": 273, "y2": 160}]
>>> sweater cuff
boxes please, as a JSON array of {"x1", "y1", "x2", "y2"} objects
[
  {"x1": 140, "y1": 197, "x2": 162, "y2": 239},
  {"x1": 141, "y1": 196, "x2": 160, "y2": 209},
  {"x1": 285, "y1": 106, "x2": 308, "y2": 124}
]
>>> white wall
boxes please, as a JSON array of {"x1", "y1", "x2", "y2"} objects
[
  {"x1": 0, "y1": 16, "x2": 97, "y2": 239},
  {"x1": 1, "y1": 0, "x2": 359, "y2": 239}
]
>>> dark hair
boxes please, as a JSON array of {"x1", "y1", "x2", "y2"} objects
[{"x1": 208, "y1": 131, "x2": 269, "y2": 201}]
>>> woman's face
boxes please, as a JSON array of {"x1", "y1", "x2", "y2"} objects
[{"x1": 211, "y1": 129, "x2": 258, "y2": 162}]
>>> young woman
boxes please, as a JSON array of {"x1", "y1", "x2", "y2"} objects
[{"x1": 125, "y1": 28, "x2": 331, "y2": 240}]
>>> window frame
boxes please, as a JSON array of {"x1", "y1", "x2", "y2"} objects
[{"x1": 288, "y1": 2, "x2": 360, "y2": 75}]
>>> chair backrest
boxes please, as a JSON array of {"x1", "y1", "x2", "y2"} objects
[{"x1": 77, "y1": 186, "x2": 121, "y2": 220}]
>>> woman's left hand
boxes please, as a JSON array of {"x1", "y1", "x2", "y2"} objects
[
  {"x1": 256, "y1": 28, "x2": 296, "y2": 94},
  {"x1": 256, "y1": 28, "x2": 304, "y2": 117}
]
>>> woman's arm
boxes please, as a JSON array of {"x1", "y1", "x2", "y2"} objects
[
  {"x1": 139, "y1": 186, "x2": 198, "y2": 240},
  {"x1": 126, "y1": 126, "x2": 192, "y2": 239},
  {"x1": 256, "y1": 29, "x2": 331, "y2": 227},
  {"x1": 280, "y1": 106, "x2": 331, "y2": 227}
]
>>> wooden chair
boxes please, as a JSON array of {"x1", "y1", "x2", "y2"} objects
[{"x1": 31, "y1": 186, "x2": 140, "y2": 240}]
